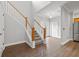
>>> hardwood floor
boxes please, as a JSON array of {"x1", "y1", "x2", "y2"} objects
[{"x1": 2, "y1": 37, "x2": 79, "y2": 57}]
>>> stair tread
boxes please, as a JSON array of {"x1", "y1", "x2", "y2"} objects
[
  {"x1": 34, "y1": 31, "x2": 37, "y2": 33},
  {"x1": 35, "y1": 39, "x2": 41, "y2": 40},
  {"x1": 35, "y1": 39, "x2": 42, "y2": 42},
  {"x1": 35, "y1": 34, "x2": 39, "y2": 36},
  {"x1": 35, "y1": 40, "x2": 43, "y2": 45},
  {"x1": 34, "y1": 31, "x2": 41, "y2": 43},
  {"x1": 35, "y1": 36, "x2": 40, "y2": 38},
  {"x1": 34, "y1": 31, "x2": 44, "y2": 45},
  {"x1": 35, "y1": 38, "x2": 41, "y2": 40},
  {"x1": 34, "y1": 32, "x2": 38, "y2": 34},
  {"x1": 35, "y1": 38, "x2": 41, "y2": 41}
]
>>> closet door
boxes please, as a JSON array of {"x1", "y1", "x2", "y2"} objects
[{"x1": 0, "y1": 2, "x2": 4, "y2": 57}]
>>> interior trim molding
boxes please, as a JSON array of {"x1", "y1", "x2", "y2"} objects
[
  {"x1": 4, "y1": 41, "x2": 26, "y2": 47},
  {"x1": 61, "y1": 39, "x2": 72, "y2": 45}
]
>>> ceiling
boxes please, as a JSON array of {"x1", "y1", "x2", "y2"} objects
[
  {"x1": 32, "y1": 1, "x2": 67, "y2": 18},
  {"x1": 64, "y1": 1, "x2": 79, "y2": 13},
  {"x1": 33, "y1": 1, "x2": 79, "y2": 18},
  {"x1": 32, "y1": 1, "x2": 51, "y2": 13}
]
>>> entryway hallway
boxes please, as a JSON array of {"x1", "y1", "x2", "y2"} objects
[{"x1": 2, "y1": 37, "x2": 79, "y2": 57}]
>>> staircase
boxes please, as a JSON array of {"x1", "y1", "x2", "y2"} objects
[
  {"x1": 7, "y1": 1, "x2": 46, "y2": 48},
  {"x1": 34, "y1": 31, "x2": 43, "y2": 45}
]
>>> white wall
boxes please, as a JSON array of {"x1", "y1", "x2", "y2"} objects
[
  {"x1": 4, "y1": 13, "x2": 26, "y2": 45},
  {"x1": 4, "y1": 1, "x2": 33, "y2": 45},
  {"x1": 61, "y1": 7, "x2": 73, "y2": 44},
  {"x1": 32, "y1": 1, "x2": 51, "y2": 13},
  {"x1": 9, "y1": 1, "x2": 34, "y2": 25}
]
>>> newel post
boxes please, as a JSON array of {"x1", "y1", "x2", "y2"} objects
[
  {"x1": 32, "y1": 26, "x2": 35, "y2": 41},
  {"x1": 44, "y1": 28, "x2": 46, "y2": 40}
]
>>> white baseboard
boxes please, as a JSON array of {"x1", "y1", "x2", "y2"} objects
[
  {"x1": 4, "y1": 41, "x2": 26, "y2": 47},
  {"x1": 61, "y1": 39, "x2": 72, "y2": 45}
]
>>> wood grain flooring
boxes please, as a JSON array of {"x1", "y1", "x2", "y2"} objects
[{"x1": 2, "y1": 37, "x2": 79, "y2": 57}]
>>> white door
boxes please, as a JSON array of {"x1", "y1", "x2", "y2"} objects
[
  {"x1": 0, "y1": 3, "x2": 4, "y2": 57},
  {"x1": 51, "y1": 22, "x2": 59, "y2": 38}
]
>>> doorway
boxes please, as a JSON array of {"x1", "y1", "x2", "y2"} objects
[
  {"x1": 50, "y1": 21, "x2": 60, "y2": 38},
  {"x1": 49, "y1": 17, "x2": 61, "y2": 39}
]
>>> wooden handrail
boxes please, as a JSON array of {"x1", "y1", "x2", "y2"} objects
[{"x1": 8, "y1": 1, "x2": 32, "y2": 29}]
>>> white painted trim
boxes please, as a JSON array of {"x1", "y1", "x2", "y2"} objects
[
  {"x1": 32, "y1": 41, "x2": 35, "y2": 48},
  {"x1": 4, "y1": 41, "x2": 25, "y2": 47},
  {"x1": 0, "y1": 49, "x2": 3, "y2": 57},
  {"x1": 25, "y1": 29, "x2": 34, "y2": 48},
  {"x1": 25, "y1": 40, "x2": 32, "y2": 48},
  {"x1": 25, "y1": 40, "x2": 35, "y2": 48},
  {"x1": 61, "y1": 39, "x2": 72, "y2": 45}
]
